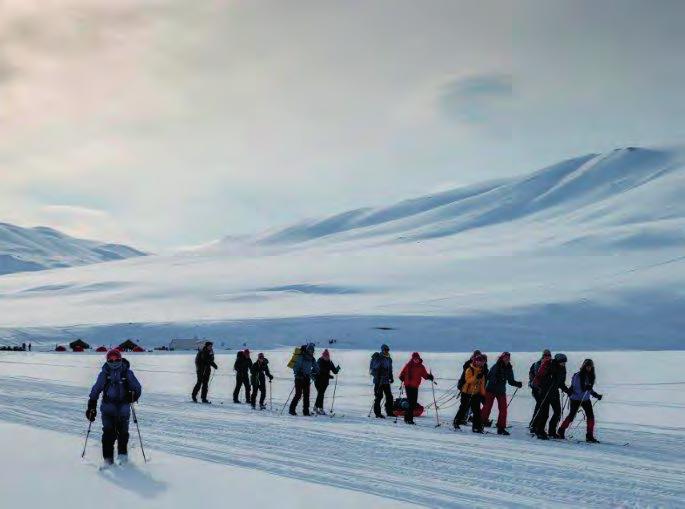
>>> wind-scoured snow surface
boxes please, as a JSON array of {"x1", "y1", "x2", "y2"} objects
[
  {"x1": 1, "y1": 146, "x2": 685, "y2": 350},
  {"x1": 0, "y1": 223, "x2": 146, "y2": 275},
  {"x1": 1, "y1": 350, "x2": 684, "y2": 508}
]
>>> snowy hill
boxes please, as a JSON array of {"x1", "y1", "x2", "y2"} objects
[
  {"x1": 0, "y1": 223, "x2": 146, "y2": 275},
  {"x1": 1, "y1": 146, "x2": 684, "y2": 350}
]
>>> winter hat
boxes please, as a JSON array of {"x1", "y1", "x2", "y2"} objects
[
  {"x1": 306, "y1": 343, "x2": 315, "y2": 354},
  {"x1": 205, "y1": 341, "x2": 213, "y2": 348},
  {"x1": 554, "y1": 353, "x2": 567, "y2": 363},
  {"x1": 244, "y1": 349, "x2": 250, "y2": 356},
  {"x1": 472, "y1": 349, "x2": 482, "y2": 358},
  {"x1": 381, "y1": 344, "x2": 390, "y2": 352},
  {"x1": 411, "y1": 352, "x2": 421, "y2": 361},
  {"x1": 258, "y1": 352, "x2": 265, "y2": 360},
  {"x1": 106, "y1": 349, "x2": 122, "y2": 362},
  {"x1": 542, "y1": 349, "x2": 551, "y2": 357},
  {"x1": 322, "y1": 349, "x2": 330, "y2": 360}
]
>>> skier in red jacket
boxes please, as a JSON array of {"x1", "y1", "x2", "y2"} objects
[{"x1": 398, "y1": 352, "x2": 434, "y2": 424}]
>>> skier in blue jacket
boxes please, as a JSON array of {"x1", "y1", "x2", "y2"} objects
[
  {"x1": 289, "y1": 343, "x2": 319, "y2": 416},
  {"x1": 86, "y1": 349, "x2": 142, "y2": 466}
]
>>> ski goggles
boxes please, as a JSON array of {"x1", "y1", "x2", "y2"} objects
[{"x1": 106, "y1": 360, "x2": 122, "y2": 369}]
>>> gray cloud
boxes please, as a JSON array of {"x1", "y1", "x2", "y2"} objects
[{"x1": 439, "y1": 73, "x2": 513, "y2": 126}]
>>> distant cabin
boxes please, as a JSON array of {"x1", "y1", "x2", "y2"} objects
[
  {"x1": 169, "y1": 338, "x2": 205, "y2": 351},
  {"x1": 118, "y1": 339, "x2": 142, "y2": 352},
  {"x1": 69, "y1": 339, "x2": 90, "y2": 352}
]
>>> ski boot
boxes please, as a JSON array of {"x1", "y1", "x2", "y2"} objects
[
  {"x1": 375, "y1": 414, "x2": 386, "y2": 419},
  {"x1": 251, "y1": 404, "x2": 256, "y2": 409},
  {"x1": 116, "y1": 454, "x2": 128, "y2": 466},
  {"x1": 586, "y1": 434, "x2": 600, "y2": 443},
  {"x1": 497, "y1": 427, "x2": 510, "y2": 436},
  {"x1": 191, "y1": 396, "x2": 198, "y2": 403},
  {"x1": 100, "y1": 457, "x2": 114, "y2": 470},
  {"x1": 289, "y1": 409, "x2": 297, "y2": 416},
  {"x1": 259, "y1": 404, "x2": 267, "y2": 410},
  {"x1": 472, "y1": 426, "x2": 484, "y2": 434},
  {"x1": 536, "y1": 430, "x2": 549, "y2": 440},
  {"x1": 233, "y1": 399, "x2": 241, "y2": 404},
  {"x1": 484, "y1": 419, "x2": 493, "y2": 428},
  {"x1": 201, "y1": 399, "x2": 211, "y2": 404},
  {"x1": 557, "y1": 428, "x2": 566, "y2": 439}
]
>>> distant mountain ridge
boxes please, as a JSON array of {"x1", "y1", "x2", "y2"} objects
[{"x1": 0, "y1": 223, "x2": 146, "y2": 275}]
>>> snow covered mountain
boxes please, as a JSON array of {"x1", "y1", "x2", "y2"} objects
[
  {"x1": 0, "y1": 223, "x2": 146, "y2": 275},
  {"x1": 1, "y1": 146, "x2": 684, "y2": 350}
]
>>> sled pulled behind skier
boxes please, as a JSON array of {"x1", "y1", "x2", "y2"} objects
[
  {"x1": 398, "y1": 352, "x2": 434, "y2": 424},
  {"x1": 233, "y1": 349, "x2": 253, "y2": 403},
  {"x1": 531, "y1": 353, "x2": 570, "y2": 439},
  {"x1": 192, "y1": 341, "x2": 218, "y2": 403},
  {"x1": 314, "y1": 349, "x2": 340, "y2": 415},
  {"x1": 558, "y1": 359, "x2": 603, "y2": 442},
  {"x1": 453, "y1": 354, "x2": 486, "y2": 433},
  {"x1": 370, "y1": 344, "x2": 394, "y2": 418},
  {"x1": 480, "y1": 352, "x2": 522, "y2": 435},
  {"x1": 86, "y1": 349, "x2": 142, "y2": 466},
  {"x1": 289, "y1": 343, "x2": 319, "y2": 416},
  {"x1": 250, "y1": 353, "x2": 273, "y2": 409}
]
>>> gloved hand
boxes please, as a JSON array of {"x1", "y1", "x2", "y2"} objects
[
  {"x1": 515, "y1": 381, "x2": 523, "y2": 388},
  {"x1": 86, "y1": 399, "x2": 97, "y2": 422},
  {"x1": 596, "y1": 393, "x2": 603, "y2": 400},
  {"x1": 268, "y1": 375, "x2": 274, "y2": 381},
  {"x1": 125, "y1": 391, "x2": 139, "y2": 403},
  {"x1": 399, "y1": 375, "x2": 405, "y2": 383},
  {"x1": 566, "y1": 388, "x2": 573, "y2": 396},
  {"x1": 427, "y1": 374, "x2": 435, "y2": 381},
  {"x1": 389, "y1": 377, "x2": 394, "y2": 384},
  {"x1": 336, "y1": 365, "x2": 341, "y2": 371}
]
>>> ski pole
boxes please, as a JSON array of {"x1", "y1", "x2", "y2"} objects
[
  {"x1": 506, "y1": 387, "x2": 519, "y2": 409},
  {"x1": 130, "y1": 403, "x2": 147, "y2": 463},
  {"x1": 81, "y1": 420, "x2": 92, "y2": 459},
  {"x1": 431, "y1": 377, "x2": 440, "y2": 428},
  {"x1": 280, "y1": 384, "x2": 295, "y2": 415},
  {"x1": 329, "y1": 374, "x2": 338, "y2": 415},
  {"x1": 529, "y1": 385, "x2": 553, "y2": 431}
]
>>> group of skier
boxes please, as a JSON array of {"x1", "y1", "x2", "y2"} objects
[{"x1": 84, "y1": 342, "x2": 603, "y2": 466}]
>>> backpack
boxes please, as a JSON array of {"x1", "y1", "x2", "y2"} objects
[
  {"x1": 369, "y1": 352, "x2": 381, "y2": 376},
  {"x1": 287, "y1": 346, "x2": 303, "y2": 369},
  {"x1": 103, "y1": 364, "x2": 131, "y2": 404}
]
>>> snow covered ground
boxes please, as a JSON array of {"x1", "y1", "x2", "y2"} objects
[{"x1": 1, "y1": 350, "x2": 684, "y2": 507}]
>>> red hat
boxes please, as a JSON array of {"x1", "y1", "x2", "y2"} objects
[
  {"x1": 411, "y1": 352, "x2": 421, "y2": 361},
  {"x1": 106, "y1": 349, "x2": 122, "y2": 362},
  {"x1": 322, "y1": 349, "x2": 330, "y2": 359}
]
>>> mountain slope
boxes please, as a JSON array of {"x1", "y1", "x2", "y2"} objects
[
  {"x1": 0, "y1": 146, "x2": 684, "y2": 350},
  {"x1": 0, "y1": 223, "x2": 147, "y2": 275}
]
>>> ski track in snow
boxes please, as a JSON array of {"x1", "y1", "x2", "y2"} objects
[{"x1": 2, "y1": 354, "x2": 685, "y2": 508}]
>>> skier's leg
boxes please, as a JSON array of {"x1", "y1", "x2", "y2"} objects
[
  {"x1": 405, "y1": 387, "x2": 418, "y2": 423},
  {"x1": 101, "y1": 413, "x2": 116, "y2": 462},
  {"x1": 117, "y1": 415, "x2": 130, "y2": 456},
  {"x1": 496, "y1": 393, "x2": 507, "y2": 429},
  {"x1": 314, "y1": 382, "x2": 324, "y2": 410},
  {"x1": 259, "y1": 380, "x2": 267, "y2": 407},
  {"x1": 244, "y1": 375, "x2": 251, "y2": 403},
  {"x1": 233, "y1": 375, "x2": 241, "y2": 402},
  {"x1": 480, "y1": 391, "x2": 495, "y2": 424},
  {"x1": 454, "y1": 393, "x2": 468, "y2": 427},
  {"x1": 534, "y1": 400, "x2": 551, "y2": 436},
  {"x1": 582, "y1": 399, "x2": 596, "y2": 439},
  {"x1": 548, "y1": 393, "x2": 562, "y2": 435},
  {"x1": 302, "y1": 379, "x2": 311, "y2": 415},
  {"x1": 470, "y1": 394, "x2": 483, "y2": 431},
  {"x1": 192, "y1": 372, "x2": 203, "y2": 400},
  {"x1": 373, "y1": 383, "x2": 383, "y2": 417},
  {"x1": 383, "y1": 384, "x2": 394, "y2": 416},
  {"x1": 201, "y1": 372, "x2": 210, "y2": 401},
  {"x1": 290, "y1": 378, "x2": 303, "y2": 414},
  {"x1": 559, "y1": 399, "x2": 580, "y2": 432},
  {"x1": 529, "y1": 389, "x2": 541, "y2": 429}
]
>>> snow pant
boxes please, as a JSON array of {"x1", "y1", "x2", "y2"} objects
[
  {"x1": 102, "y1": 412, "x2": 130, "y2": 460},
  {"x1": 233, "y1": 372, "x2": 251, "y2": 402},
  {"x1": 404, "y1": 386, "x2": 419, "y2": 423},
  {"x1": 529, "y1": 388, "x2": 542, "y2": 428},
  {"x1": 559, "y1": 399, "x2": 595, "y2": 436},
  {"x1": 290, "y1": 377, "x2": 311, "y2": 415},
  {"x1": 250, "y1": 376, "x2": 266, "y2": 407},
  {"x1": 373, "y1": 382, "x2": 394, "y2": 417},
  {"x1": 481, "y1": 391, "x2": 508, "y2": 429},
  {"x1": 534, "y1": 390, "x2": 562, "y2": 435},
  {"x1": 314, "y1": 379, "x2": 329, "y2": 409},
  {"x1": 192, "y1": 368, "x2": 211, "y2": 401},
  {"x1": 454, "y1": 392, "x2": 483, "y2": 430}
]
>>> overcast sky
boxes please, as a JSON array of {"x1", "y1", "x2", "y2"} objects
[{"x1": 1, "y1": 0, "x2": 684, "y2": 251}]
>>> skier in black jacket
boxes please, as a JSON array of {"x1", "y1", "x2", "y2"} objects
[
  {"x1": 233, "y1": 349, "x2": 253, "y2": 403},
  {"x1": 531, "y1": 353, "x2": 571, "y2": 439},
  {"x1": 249, "y1": 353, "x2": 273, "y2": 409},
  {"x1": 314, "y1": 349, "x2": 340, "y2": 415},
  {"x1": 192, "y1": 342, "x2": 218, "y2": 403},
  {"x1": 528, "y1": 349, "x2": 552, "y2": 431}
]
